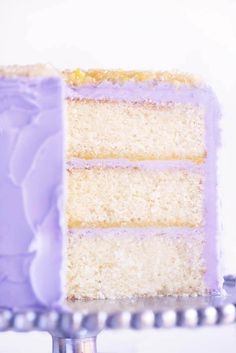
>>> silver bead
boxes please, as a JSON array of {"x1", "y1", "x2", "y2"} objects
[
  {"x1": 131, "y1": 310, "x2": 155, "y2": 329},
  {"x1": 38, "y1": 310, "x2": 60, "y2": 331},
  {"x1": 82, "y1": 312, "x2": 107, "y2": 332},
  {"x1": 180, "y1": 309, "x2": 198, "y2": 328},
  {"x1": 219, "y1": 304, "x2": 236, "y2": 325},
  {"x1": 13, "y1": 311, "x2": 37, "y2": 331},
  {"x1": 200, "y1": 307, "x2": 218, "y2": 326},
  {"x1": 107, "y1": 311, "x2": 131, "y2": 329},
  {"x1": 156, "y1": 310, "x2": 177, "y2": 328},
  {"x1": 0, "y1": 310, "x2": 12, "y2": 331}
]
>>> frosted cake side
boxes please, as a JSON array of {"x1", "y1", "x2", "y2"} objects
[{"x1": 0, "y1": 65, "x2": 64, "y2": 308}]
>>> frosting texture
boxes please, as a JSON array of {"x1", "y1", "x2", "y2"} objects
[{"x1": 0, "y1": 76, "x2": 64, "y2": 308}]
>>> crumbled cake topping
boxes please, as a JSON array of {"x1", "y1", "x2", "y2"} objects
[
  {"x1": 0, "y1": 64, "x2": 60, "y2": 78},
  {"x1": 63, "y1": 69, "x2": 201, "y2": 86}
]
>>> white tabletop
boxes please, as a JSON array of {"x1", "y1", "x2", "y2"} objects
[{"x1": 0, "y1": 328, "x2": 234, "y2": 353}]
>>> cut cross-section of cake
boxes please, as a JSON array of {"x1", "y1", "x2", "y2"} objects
[{"x1": 64, "y1": 69, "x2": 221, "y2": 299}]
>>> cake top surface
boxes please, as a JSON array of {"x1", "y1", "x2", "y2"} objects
[
  {"x1": 63, "y1": 69, "x2": 201, "y2": 87},
  {"x1": 0, "y1": 65, "x2": 201, "y2": 86},
  {"x1": 0, "y1": 64, "x2": 60, "y2": 78}
]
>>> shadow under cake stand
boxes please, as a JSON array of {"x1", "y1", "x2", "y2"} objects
[{"x1": 0, "y1": 276, "x2": 235, "y2": 353}]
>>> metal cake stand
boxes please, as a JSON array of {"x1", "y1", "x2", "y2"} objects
[{"x1": 1, "y1": 276, "x2": 236, "y2": 353}]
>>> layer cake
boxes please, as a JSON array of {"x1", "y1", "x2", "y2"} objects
[{"x1": 0, "y1": 66, "x2": 221, "y2": 307}]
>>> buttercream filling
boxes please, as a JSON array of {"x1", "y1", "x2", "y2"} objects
[
  {"x1": 68, "y1": 227, "x2": 204, "y2": 237},
  {"x1": 67, "y1": 158, "x2": 204, "y2": 173}
]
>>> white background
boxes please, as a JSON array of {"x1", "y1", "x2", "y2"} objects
[{"x1": 1, "y1": 0, "x2": 236, "y2": 352}]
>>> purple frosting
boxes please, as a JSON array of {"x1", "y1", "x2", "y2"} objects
[
  {"x1": 67, "y1": 80, "x2": 221, "y2": 293},
  {"x1": 67, "y1": 158, "x2": 203, "y2": 173},
  {"x1": 0, "y1": 76, "x2": 64, "y2": 308},
  {"x1": 69, "y1": 227, "x2": 204, "y2": 237}
]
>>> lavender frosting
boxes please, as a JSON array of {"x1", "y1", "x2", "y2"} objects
[
  {"x1": 0, "y1": 76, "x2": 64, "y2": 308},
  {"x1": 67, "y1": 158, "x2": 203, "y2": 173},
  {"x1": 67, "y1": 80, "x2": 221, "y2": 293}
]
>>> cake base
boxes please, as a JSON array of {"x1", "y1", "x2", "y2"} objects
[{"x1": 66, "y1": 230, "x2": 208, "y2": 300}]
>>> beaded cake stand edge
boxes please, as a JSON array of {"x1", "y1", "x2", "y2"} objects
[{"x1": 0, "y1": 276, "x2": 235, "y2": 353}]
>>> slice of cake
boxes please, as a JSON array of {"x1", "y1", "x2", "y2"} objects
[
  {"x1": 0, "y1": 65, "x2": 64, "y2": 307},
  {"x1": 64, "y1": 69, "x2": 221, "y2": 299},
  {"x1": 0, "y1": 66, "x2": 221, "y2": 308}
]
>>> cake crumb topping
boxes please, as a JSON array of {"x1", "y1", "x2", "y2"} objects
[
  {"x1": 0, "y1": 64, "x2": 60, "y2": 78},
  {"x1": 63, "y1": 69, "x2": 202, "y2": 86}
]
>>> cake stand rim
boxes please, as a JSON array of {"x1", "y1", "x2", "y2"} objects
[{"x1": 0, "y1": 277, "x2": 235, "y2": 334}]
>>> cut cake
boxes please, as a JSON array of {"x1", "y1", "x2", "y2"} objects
[{"x1": 0, "y1": 66, "x2": 221, "y2": 307}]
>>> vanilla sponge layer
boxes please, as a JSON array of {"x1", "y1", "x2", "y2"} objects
[
  {"x1": 66, "y1": 230, "x2": 206, "y2": 299},
  {"x1": 67, "y1": 168, "x2": 203, "y2": 228},
  {"x1": 67, "y1": 100, "x2": 205, "y2": 161}
]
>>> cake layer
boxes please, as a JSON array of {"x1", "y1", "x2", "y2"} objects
[
  {"x1": 67, "y1": 166, "x2": 203, "y2": 228},
  {"x1": 66, "y1": 230, "x2": 207, "y2": 299},
  {"x1": 67, "y1": 100, "x2": 205, "y2": 161}
]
